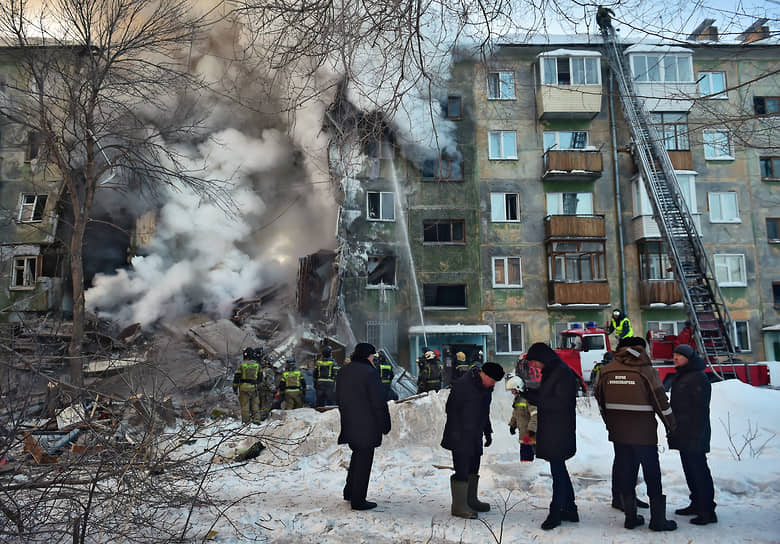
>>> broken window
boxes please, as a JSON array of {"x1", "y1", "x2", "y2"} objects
[
  {"x1": 367, "y1": 191, "x2": 395, "y2": 221},
  {"x1": 490, "y1": 192, "x2": 520, "y2": 222},
  {"x1": 12, "y1": 256, "x2": 38, "y2": 288},
  {"x1": 487, "y1": 72, "x2": 514, "y2": 99},
  {"x1": 445, "y1": 96, "x2": 462, "y2": 119},
  {"x1": 421, "y1": 153, "x2": 464, "y2": 181},
  {"x1": 423, "y1": 284, "x2": 467, "y2": 308},
  {"x1": 366, "y1": 134, "x2": 395, "y2": 178},
  {"x1": 423, "y1": 219, "x2": 465, "y2": 243},
  {"x1": 367, "y1": 255, "x2": 396, "y2": 287},
  {"x1": 18, "y1": 193, "x2": 48, "y2": 222}
]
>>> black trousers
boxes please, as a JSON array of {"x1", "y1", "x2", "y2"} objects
[
  {"x1": 344, "y1": 447, "x2": 375, "y2": 507},
  {"x1": 611, "y1": 442, "x2": 640, "y2": 499},
  {"x1": 679, "y1": 450, "x2": 715, "y2": 513},
  {"x1": 451, "y1": 449, "x2": 481, "y2": 481},
  {"x1": 614, "y1": 442, "x2": 662, "y2": 499},
  {"x1": 549, "y1": 459, "x2": 575, "y2": 512}
]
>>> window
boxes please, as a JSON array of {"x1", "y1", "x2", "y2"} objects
[
  {"x1": 541, "y1": 56, "x2": 600, "y2": 85},
  {"x1": 18, "y1": 194, "x2": 48, "y2": 222},
  {"x1": 423, "y1": 284, "x2": 467, "y2": 308},
  {"x1": 367, "y1": 191, "x2": 394, "y2": 221},
  {"x1": 367, "y1": 255, "x2": 396, "y2": 287},
  {"x1": 754, "y1": 96, "x2": 780, "y2": 115},
  {"x1": 760, "y1": 156, "x2": 780, "y2": 179},
  {"x1": 649, "y1": 112, "x2": 689, "y2": 151},
  {"x1": 496, "y1": 323, "x2": 524, "y2": 354},
  {"x1": 366, "y1": 320, "x2": 398, "y2": 355},
  {"x1": 366, "y1": 135, "x2": 394, "y2": 178},
  {"x1": 548, "y1": 241, "x2": 606, "y2": 281},
  {"x1": 487, "y1": 71, "x2": 515, "y2": 99},
  {"x1": 639, "y1": 241, "x2": 674, "y2": 280},
  {"x1": 767, "y1": 218, "x2": 780, "y2": 242},
  {"x1": 12, "y1": 256, "x2": 37, "y2": 288},
  {"x1": 445, "y1": 96, "x2": 462, "y2": 119},
  {"x1": 492, "y1": 257, "x2": 522, "y2": 287},
  {"x1": 543, "y1": 130, "x2": 588, "y2": 151},
  {"x1": 488, "y1": 131, "x2": 517, "y2": 159},
  {"x1": 714, "y1": 254, "x2": 746, "y2": 287},
  {"x1": 646, "y1": 321, "x2": 686, "y2": 335},
  {"x1": 546, "y1": 192, "x2": 593, "y2": 215},
  {"x1": 703, "y1": 130, "x2": 732, "y2": 160},
  {"x1": 25, "y1": 131, "x2": 42, "y2": 162},
  {"x1": 733, "y1": 320, "x2": 750, "y2": 352},
  {"x1": 423, "y1": 219, "x2": 465, "y2": 243},
  {"x1": 421, "y1": 154, "x2": 463, "y2": 181},
  {"x1": 675, "y1": 174, "x2": 698, "y2": 212},
  {"x1": 699, "y1": 72, "x2": 727, "y2": 99},
  {"x1": 708, "y1": 192, "x2": 740, "y2": 223},
  {"x1": 490, "y1": 192, "x2": 520, "y2": 222},
  {"x1": 774, "y1": 282, "x2": 780, "y2": 306},
  {"x1": 631, "y1": 54, "x2": 692, "y2": 82}
]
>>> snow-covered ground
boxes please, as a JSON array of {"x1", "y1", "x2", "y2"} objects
[{"x1": 181, "y1": 380, "x2": 780, "y2": 543}]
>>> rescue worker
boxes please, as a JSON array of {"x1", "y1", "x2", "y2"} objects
[
  {"x1": 256, "y1": 347, "x2": 275, "y2": 420},
  {"x1": 279, "y1": 356, "x2": 306, "y2": 410},
  {"x1": 452, "y1": 351, "x2": 472, "y2": 381},
  {"x1": 233, "y1": 347, "x2": 262, "y2": 423},
  {"x1": 674, "y1": 321, "x2": 696, "y2": 350},
  {"x1": 507, "y1": 376, "x2": 537, "y2": 462},
  {"x1": 590, "y1": 351, "x2": 614, "y2": 390},
  {"x1": 313, "y1": 345, "x2": 339, "y2": 407},
  {"x1": 595, "y1": 337, "x2": 677, "y2": 532},
  {"x1": 596, "y1": 5, "x2": 615, "y2": 35},
  {"x1": 607, "y1": 309, "x2": 634, "y2": 341},
  {"x1": 375, "y1": 350, "x2": 396, "y2": 401},
  {"x1": 417, "y1": 350, "x2": 443, "y2": 393}
]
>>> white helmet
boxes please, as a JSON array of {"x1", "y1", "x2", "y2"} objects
[
  {"x1": 505, "y1": 376, "x2": 525, "y2": 392},
  {"x1": 424, "y1": 350, "x2": 436, "y2": 360}
]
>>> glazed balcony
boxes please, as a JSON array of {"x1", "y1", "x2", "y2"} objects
[{"x1": 639, "y1": 280, "x2": 682, "y2": 306}]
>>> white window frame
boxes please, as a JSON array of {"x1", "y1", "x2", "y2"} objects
[
  {"x1": 708, "y1": 192, "x2": 740, "y2": 223},
  {"x1": 492, "y1": 256, "x2": 523, "y2": 288},
  {"x1": 543, "y1": 130, "x2": 589, "y2": 151},
  {"x1": 488, "y1": 130, "x2": 517, "y2": 159},
  {"x1": 487, "y1": 71, "x2": 515, "y2": 99},
  {"x1": 12, "y1": 256, "x2": 37, "y2": 289},
  {"x1": 631, "y1": 54, "x2": 693, "y2": 83},
  {"x1": 713, "y1": 254, "x2": 747, "y2": 287},
  {"x1": 733, "y1": 320, "x2": 750, "y2": 352},
  {"x1": 366, "y1": 191, "x2": 395, "y2": 221},
  {"x1": 546, "y1": 192, "x2": 593, "y2": 215},
  {"x1": 541, "y1": 56, "x2": 601, "y2": 86},
  {"x1": 490, "y1": 192, "x2": 520, "y2": 222},
  {"x1": 18, "y1": 193, "x2": 47, "y2": 223},
  {"x1": 496, "y1": 322, "x2": 525, "y2": 354},
  {"x1": 674, "y1": 173, "x2": 698, "y2": 213},
  {"x1": 703, "y1": 130, "x2": 733, "y2": 160},
  {"x1": 699, "y1": 71, "x2": 727, "y2": 99},
  {"x1": 646, "y1": 321, "x2": 684, "y2": 335}
]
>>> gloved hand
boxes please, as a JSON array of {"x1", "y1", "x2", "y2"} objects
[
  {"x1": 509, "y1": 425, "x2": 516, "y2": 435},
  {"x1": 484, "y1": 432, "x2": 492, "y2": 448}
]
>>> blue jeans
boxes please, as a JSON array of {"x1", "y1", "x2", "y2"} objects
[{"x1": 549, "y1": 459, "x2": 575, "y2": 512}]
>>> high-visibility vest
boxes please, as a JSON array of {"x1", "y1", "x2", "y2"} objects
[
  {"x1": 283, "y1": 370, "x2": 302, "y2": 391},
  {"x1": 238, "y1": 362, "x2": 260, "y2": 392},
  {"x1": 316, "y1": 359, "x2": 336, "y2": 382},
  {"x1": 379, "y1": 363, "x2": 392, "y2": 384},
  {"x1": 611, "y1": 317, "x2": 634, "y2": 339}
]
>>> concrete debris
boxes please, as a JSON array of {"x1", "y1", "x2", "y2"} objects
[{"x1": 186, "y1": 318, "x2": 262, "y2": 361}]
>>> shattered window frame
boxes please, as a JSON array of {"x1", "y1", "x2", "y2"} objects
[
  {"x1": 421, "y1": 154, "x2": 464, "y2": 181},
  {"x1": 423, "y1": 283, "x2": 467, "y2": 309},
  {"x1": 18, "y1": 193, "x2": 48, "y2": 222},
  {"x1": 12, "y1": 255, "x2": 38, "y2": 289},
  {"x1": 366, "y1": 191, "x2": 395, "y2": 221},
  {"x1": 422, "y1": 219, "x2": 465, "y2": 244},
  {"x1": 492, "y1": 256, "x2": 522, "y2": 288},
  {"x1": 366, "y1": 255, "x2": 397, "y2": 288}
]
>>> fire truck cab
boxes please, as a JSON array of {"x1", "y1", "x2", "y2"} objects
[{"x1": 555, "y1": 323, "x2": 610, "y2": 385}]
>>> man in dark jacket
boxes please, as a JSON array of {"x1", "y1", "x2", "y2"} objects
[
  {"x1": 595, "y1": 337, "x2": 677, "y2": 531},
  {"x1": 441, "y1": 361, "x2": 505, "y2": 519},
  {"x1": 337, "y1": 342, "x2": 392, "y2": 511},
  {"x1": 668, "y1": 344, "x2": 717, "y2": 525},
  {"x1": 522, "y1": 343, "x2": 578, "y2": 530}
]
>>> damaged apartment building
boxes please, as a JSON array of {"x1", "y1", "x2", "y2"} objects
[{"x1": 327, "y1": 20, "x2": 780, "y2": 370}]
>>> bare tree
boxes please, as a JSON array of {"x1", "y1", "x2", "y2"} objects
[{"x1": 0, "y1": 0, "x2": 224, "y2": 387}]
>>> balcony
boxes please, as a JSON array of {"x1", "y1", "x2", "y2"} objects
[
  {"x1": 537, "y1": 85, "x2": 602, "y2": 120},
  {"x1": 548, "y1": 281, "x2": 610, "y2": 305},
  {"x1": 543, "y1": 150, "x2": 603, "y2": 180},
  {"x1": 545, "y1": 215, "x2": 605, "y2": 239},
  {"x1": 668, "y1": 151, "x2": 693, "y2": 171},
  {"x1": 639, "y1": 280, "x2": 682, "y2": 306},
  {"x1": 631, "y1": 213, "x2": 701, "y2": 241}
]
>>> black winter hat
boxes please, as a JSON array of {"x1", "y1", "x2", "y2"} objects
[
  {"x1": 352, "y1": 342, "x2": 377, "y2": 361},
  {"x1": 673, "y1": 344, "x2": 695, "y2": 359},
  {"x1": 525, "y1": 342, "x2": 557, "y2": 365},
  {"x1": 616, "y1": 336, "x2": 647, "y2": 349},
  {"x1": 481, "y1": 362, "x2": 505, "y2": 381}
]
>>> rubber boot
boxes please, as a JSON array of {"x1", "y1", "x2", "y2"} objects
[
  {"x1": 675, "y1": 502, "x2": 696, "y2": 515},
  {"x1": 649, "y1": 495, "x2": 677, "y2": 532},
  {"x1": 621, "y1": 494, "x2": 645, "y2": 529},
  {"x1": 466, "y1": 474, "x2": 490, "y2": 512},
  {"x1": 560, "y1": 504, "x2": 579, "y2": 522},
  {"x1": 450, "y1": 476, "x2": 477, "y2": 519},
  {"x1": 541, "y1": 509, "x2": 561, "y2": 530}
]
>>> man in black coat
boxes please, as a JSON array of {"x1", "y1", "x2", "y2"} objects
[
  {"x1": 441, "y1": 362, "x2": 505, "y2": 519},
  {"x1": 522, "y1": 342, "x2": 578, "y2": 530},
  {"x1": 668, "y1": 344, "x2": 717, "y2": 525},
  {"x1": 337, "y1": 342, "x2": 392, "y2": 511}
]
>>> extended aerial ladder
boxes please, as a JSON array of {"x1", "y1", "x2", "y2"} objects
[{"x1": 600, "y1": 29, "x2": 741, "y2": 378}]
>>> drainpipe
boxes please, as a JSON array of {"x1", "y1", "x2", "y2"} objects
[{"x1": 608, "y1": 70, "x2": 627, "y2": 311}]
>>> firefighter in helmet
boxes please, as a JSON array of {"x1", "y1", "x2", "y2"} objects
[
  {"x1": 375, "y1": 350, "x2": 396, "y2": 401},
  {"x1": 255, "y1": 347, "x2": 275, "y2": 420},
  {"x1": 280, "y1": 356, "x2": 306, "y2": 410},
  {"x1": 313, "y1": 345, "x2": 339, "y2": 407},
  {"x1": 607, "y1": 308, "x2": 634, "y2": 341},
  {"x1": 596, "y1": 5, "x2": 615, "y2": 35},
  {"x1": 452, "y1": 351, "x2": 472, "y2": 381},
  {"x1": 233, "y1": 347, "x2": 262, "y2": 423},
  {"x1": 417, "y1": 350, "x2": 443, "y2": 394}
]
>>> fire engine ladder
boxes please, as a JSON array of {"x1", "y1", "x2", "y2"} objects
[{"x1": 601, "y1": 29, "x2": 740, "y2": 378}]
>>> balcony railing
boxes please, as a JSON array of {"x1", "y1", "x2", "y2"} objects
[
  {"x1": 548, "y1": 281, "x2": 610, "y2": 305},
  {"x1": 545, "y1": 215, "x2": 606, "y2": 238},
  {"x1": 543, "y1": 150, "x2": 603, "y2": 180},
  {"x1": 537, "y1": 84, "x2": 602, "y2": 120},
  {"x1": 668, "y1": 150, "x2": 693, "y2": 171},
  {"x1": 639, "y1": 279, "x2": 682, "y2": 306}
]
